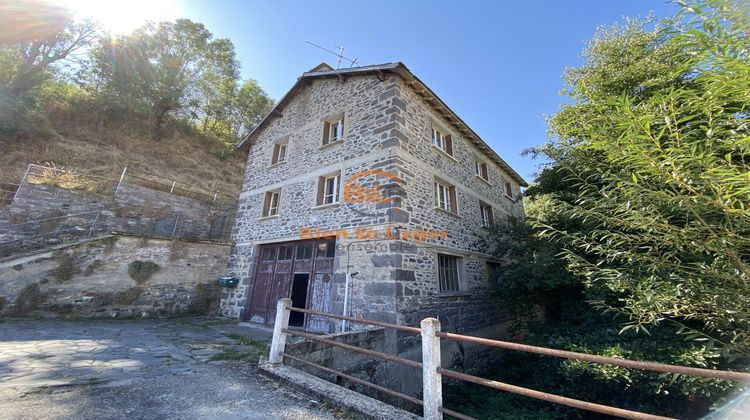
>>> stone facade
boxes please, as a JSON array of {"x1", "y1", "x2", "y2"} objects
[
  {"x1": 221, "y1": 63, "x2": 526, "y2": 339},
  {"x1": 0, "y1": 234, "x2": 231, "y2": 318}
]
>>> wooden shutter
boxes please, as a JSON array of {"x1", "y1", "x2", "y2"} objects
[
  {"x1": 322, "y1": 122, "x2": 330, "y2": 145},
  {"x1": 487, "y1": 206, "x2": 494, "y2": 225},
  {"x1": 316, "y1": 177, "x2": 325, "y2": 205},
  {"x1": 444, "y1": 134, "x2": 453, "y2": 155},
  {"x1": 337, "y1": 116, "x2": 344, "y2": 140},
  {"x1": 449, "y1": 186, "x2": 457, "y2": 213},
  {"x1": 481, "y1": 163, "x2": 488, "y2": 180},
  {"x1": 271, "y1": 144, "x2": 279, "y2": 164},
  {"x1": 505, "y1": 182, "x2": 513, "y2": 198},
  {"x1": 262, "y1": 192, "x2": 271, "y2": 216}
]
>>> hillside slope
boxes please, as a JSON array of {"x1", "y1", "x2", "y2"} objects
[{"x1": 0, "y1": 101, "x2": 247, "y2": 200}]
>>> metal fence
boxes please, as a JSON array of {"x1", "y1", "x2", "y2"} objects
[
  {"x1": 12, "y1": 164, "x2": 236, "y2": 206},
  {"x1": 266, "y1": 299, "x2": 750, "y2": 420}
]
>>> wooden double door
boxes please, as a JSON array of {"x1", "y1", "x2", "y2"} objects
[{"x1": 246, "y1": 238, "x2": 335, "y2": 333}]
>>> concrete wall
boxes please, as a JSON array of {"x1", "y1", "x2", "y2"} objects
[{"x1": 0, "y1": 234, "x2": 232, "y2": 318}]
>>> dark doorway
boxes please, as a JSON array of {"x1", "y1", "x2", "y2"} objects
[{"x1": 289, "y1": 273, "x2": 309, "y2": 327}]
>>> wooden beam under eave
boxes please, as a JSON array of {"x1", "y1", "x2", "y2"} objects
[
  {"x1": 338, "y1": 74, "x2": 346, "y2": 84},
  {"x1": 377, "y1": 70, "x2": 386, "y2": 82}
]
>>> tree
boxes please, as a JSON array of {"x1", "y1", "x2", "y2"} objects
[
  {"x1": 0, "y1": 1, "x2": 97, "y2": 96},
  {"x1": 87, "y1": 19, "x2": 239, "y2": 140},
  {"x1": 198, "y1": 78, "x2": 274, "y2": 143},
  {"x1": 539, "y1": 0, "x2": 750, "y2": 360}
]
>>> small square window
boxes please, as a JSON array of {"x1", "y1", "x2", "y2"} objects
[
  {"x1": 480, "y1": 202, "x2": 494, "y2": 227},
  {"x1": 317, "y1": 173, "x2": 340, "y2": 205},
  {"x1": 262, "y1": 190, "x2": 281, "y2": 217},
  {"x1": 296, "y1": 243, "x2": 313, "y2": 259},
  {"x1": 434, "y1": 180, "x2": 457, "y2": 214},
  {"x1": 431, "y1": 127, "x2": 453, "y2": 156},
  {"x1": 438, "y1": 254, "x2": 461, "y2": 292},
  {"x1": 278, "y1": 245, "x2": 293, "y2": 260},
  {"x1": 323, "y1": 116, "x2": 344, "y2": 146},
  {"x1": 260, "y1": 247, "x2": 277, "y2": 261}
]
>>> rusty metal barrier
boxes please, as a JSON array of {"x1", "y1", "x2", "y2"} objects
[{"x1": 265, "y1": 300, "x2": 750, "y2": 420}]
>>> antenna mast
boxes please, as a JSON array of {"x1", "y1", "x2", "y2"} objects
[{"x1": 305, "y1": 41, "x2": 360, "y2": 68}]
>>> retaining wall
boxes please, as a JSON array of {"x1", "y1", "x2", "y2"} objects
[{"x1": 0, "y1": 234, "x2": 232, "y2": 318}]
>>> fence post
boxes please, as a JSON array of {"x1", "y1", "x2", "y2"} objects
[
  {"x1": 114, "y1": 166, "x2": 127, "y2": 197},
  {"x1": 171, "y1": 213, "x2": 180, "y2": 238},
  {"x1": 421, "y1": 317, "x2": 443, "y2": 420},
  {"x1": 269, "y1": 298, "x2": 292, "y2": 364},
  {"x1": 88, "y1": 209, "x2": 102, "y2": 238},
  {"x1": 11, "y1": 164, "x2": 31, "y2": 205}
]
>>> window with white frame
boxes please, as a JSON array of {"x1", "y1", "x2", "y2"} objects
[
  {"x1": 323, "y1": 115, "x2": 344, "y2": 145},
  {"x1": 431, "y1": 127, "x2": 453, "y2": 156},
  {"x1": 271, "y1": 142, "x2": 287, "y2": 165},
  {"x1": 434, "y1": 180, "x2": 457, "y2": 214},
  {"x1": 480, "y1": 202, "x2": 494, "y2": 227},
  {"x1": 438, "y1": 254, "x2": 461, "y2": 292},
  {"x1": 262, "y1": 189, "x2": 281, "y2": 217},
  {"x1": 475, "y1": 160, "x2": 489, "y2": 181},
  {"x1": 317, "y1": 173, "x2": 340, "y2": 205}
]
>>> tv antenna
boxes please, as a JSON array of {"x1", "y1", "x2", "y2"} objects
[{"x1": 305, "y1": 41, "x2": 360, "y2": 68}]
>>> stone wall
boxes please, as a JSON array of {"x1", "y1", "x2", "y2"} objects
[
  {"x1": 1, "y1": 180, "x2": 234, "y2": 256},
  {"x1": 222, "y1": 70, "x2": 524, "y2": 334},
  {"x1": 0, "y1": 234, "x2": 232, "y2": 318},
  {"x1": 284, "y1": 321, "x2": 513, "y2": 405}
]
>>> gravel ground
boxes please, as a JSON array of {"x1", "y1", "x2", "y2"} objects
[{"x1": 0, "y1": 318, "x2": 339, "y2": 420}]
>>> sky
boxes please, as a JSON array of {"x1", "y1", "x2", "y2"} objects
[{"x1": 58, "y1": 0, "x2": 678, "y2": 182}]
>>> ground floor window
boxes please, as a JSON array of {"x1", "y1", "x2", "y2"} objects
[{"x1": 438, "y1": 254, "x2": 461, "y2": 292}]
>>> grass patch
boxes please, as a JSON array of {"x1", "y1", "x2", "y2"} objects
[
  {"x1": 209, "y1": 348, "x2": 264, "y2": 363},
  {"x1": 226, "y1": 333, "x2": 269, "y2": 349},
  {"x1": 208, "y1": 333, "x2": 269, "y2": 364}
]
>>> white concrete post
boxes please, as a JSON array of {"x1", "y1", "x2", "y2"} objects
[
  {"x1": 269, "y1": 298, "x2": 292, "y2": 364},
  {"x1": 421, "y1": 317, "x2": 443, "y2": 420}
]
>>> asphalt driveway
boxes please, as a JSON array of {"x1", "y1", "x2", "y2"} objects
[{"x1": 0, "y1": 317, "x2": 338, "y2": 419}]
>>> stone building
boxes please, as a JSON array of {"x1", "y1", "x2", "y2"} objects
[{"x1": 219, "y1": 62, "x2": 527, "y2": 337}]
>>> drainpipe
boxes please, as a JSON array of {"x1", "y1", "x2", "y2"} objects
[
  {"x1": 342, "y1": 241, "x2": 364, "y2": 332},
  {"x1": 342, "y1": 271, "x2": 352, "y2": 332}
]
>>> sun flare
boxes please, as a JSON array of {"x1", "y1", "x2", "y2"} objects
[{"x1": 52, "y1": 0, "x2": 182, "y2": 34}]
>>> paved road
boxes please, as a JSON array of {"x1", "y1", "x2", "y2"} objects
[{"x1": 0, "y1": 318, "x2": 337, "y2": 419}]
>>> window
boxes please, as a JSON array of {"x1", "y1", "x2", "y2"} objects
[
  {"x1": 278, "y1": 245, "x2": 294, "y2": 260},
  {"x1": 262, "y1": 190, "x2": 280, "y2": 217},
  {"x1": 504, "y1": 181, "x2": 513, "y2": 199},
  {"x1": 431, "y1": 127, "x2": 453, "y2": 156},
  {"x1": 438, "y1": 254, "x2": 461, "y2": 292},
  {"x1": 434, "y1": 180, "x2": 457, "y2": 214},
  {"x1": 323, "y1": 115, "x2": 344, "y2": 145},
  {"x1": 271, "y1": 142, "x2": 287, "y2": 165},
  {"x1": 260, "y1": 247, "x2": 277, "y2": 261},
  {"x1": 480, "y1": 202, "x2": 494, "y2": 227},
  {"x1": 475, "y1": 161, "x2": 489, "y2": 182},
  {"x1": 317, "y1": 173, "x2": 340, "y2": 205},
  {"x1": 317, "y1": 239, "x2": 336, "y2": 258},
  {"x1": 487, "y1": 261, "x2": 502, "y2": 290},
  {"x1": 296, "y1": 243, "x2": 313, "y2": 259}
]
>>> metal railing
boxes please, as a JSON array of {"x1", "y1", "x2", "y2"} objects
[{"x1": 267, "y1": 299, "x2": 750, "y2": 420}]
